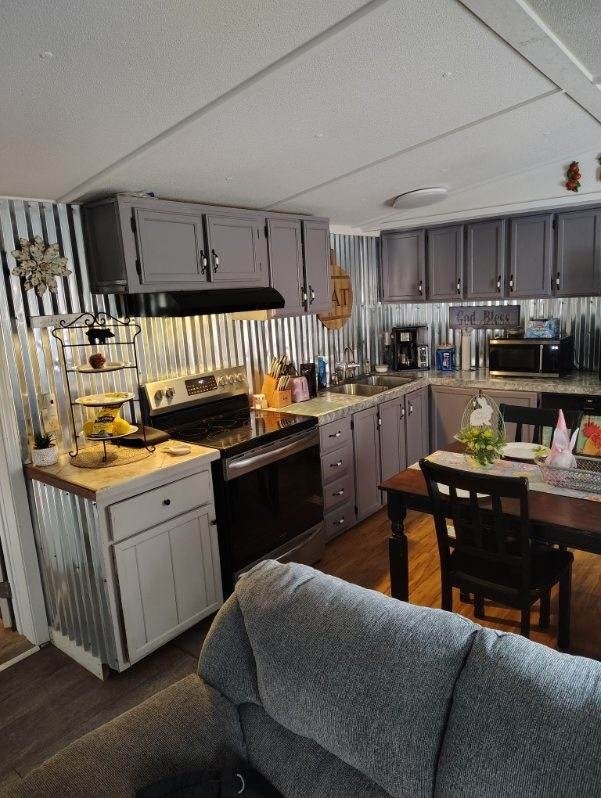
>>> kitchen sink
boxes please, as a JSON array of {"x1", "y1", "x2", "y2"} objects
[
  {"x1": 328, "y1": 383, "x2": 388, "y2": 396},
  {"x1": 357, "y1": 375, "x2": 417, "y2": 388}
]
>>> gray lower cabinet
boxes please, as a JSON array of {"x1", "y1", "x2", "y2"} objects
[
  {"x1": 508, "y1": 213, "x2": 552, "y2": 298},
  {"x1": 379, "y1": 396, "x2": 407, "y2": 482},
  {"x1": 555, "y1": 208, "x2": 601, "y2": 297},
  {"x1": 302, "y1": 219, "x2": 331, "y2": 313},
  {"x1": 405, "y1": 386, "x2": 430, "y2": 465},
  {"x1": 380, "y1": 230, "x2": 425, "y2": 302},
  {"x1": 114, "y1": 506, "x2": 222, "y2": 664},
  {"x1": 465, "y1": 219, "x2": 506, "y2": 299},
  {"x1": 430, "y1": 385, "x2": 539, "y2": 450},
  {"x1": 204, "y1": 212, "x2": 267, "y2": 288},
  {"x1": 320, "y1": 417, "x2": 356, "y2": 540},
  {"x1": 427, "y1": 225, "x2": 464, "y2": 301},
  {"x1": 352, "y1": 405, "x2": 383, "y2": 521}
]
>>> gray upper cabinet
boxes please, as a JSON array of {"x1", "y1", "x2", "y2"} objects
[
  {"x1": 352, "y1": 406, "x2": 382, "y2": 521},
  {"x1": 380, "y1": 230, "x2": 426, "y2": 302},
  {"x1": 302, "y1": 219, "x2": 331, "y2": 313},
  {"x1": 465, "y1": 219, "x2": 506, "y2": 299},
  {"x1": 427, "y1": 225, "x2": 464, "y2": 301},
  {"x1": 133, "y1": 207, "x2": 208, "y2": 288},
  {"x1": 204, "y1": 212, "x2": 267, "y2": 288},
  {"x1": 379, "y1": 396, "x2": 407, "y2": 483},
  {"x1": 555, "y1": 209, "x2": 601, "y2": 297},
  {"x1": 267, "y1": 217, "x2": 304, "y2": 313},
  {"x1": 508, "y1": 213, "x2": 552, "y2": 298}
]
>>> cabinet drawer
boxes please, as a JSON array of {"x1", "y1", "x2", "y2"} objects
[
  {"x1": 324, "y1": 499, "x2": 356, "y2": 541},
  {"x1": 321, "y1": 442, "x2": 353, "y2": 484},
  {"x1": 320, "y1": 417, "x2": 352, "y2": 454},
  {"x1": 109, "y1": 471, "x2": 212, "y2": 542},
  {"x1": 323, "y1": 472, "x2": 355, "y2": 513}
]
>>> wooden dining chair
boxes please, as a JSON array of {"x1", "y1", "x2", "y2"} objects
[
  {"x1": 419, "y1": 458, "x2": 573, "y2": 648},
  {"x1": 499, "y1": 403, "x2": 580, "y2": 445}
]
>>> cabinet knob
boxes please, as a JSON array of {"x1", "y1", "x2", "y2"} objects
[
  {"x1": 200, "y1": 251, "x2": 208, "y2": 274},
  {"x1": 456, "y1": 278, "x2": 461, "y2": 295},
  {"x1": 212, "y1": 250, "x2": 219, "y2": 272},
  {"x1": 556, "y1": 271, "x2": 560, "y2": 289},
  {"x1": 309, "y1": 285, "x2": 316, "y2": 304},
  {"x1": 333, "y1": 488, "x2": 345, "y2": 496},
  {"x1": 330, "y1": 460, "x2": 343, "y2": 468},
  {"x1": 496, "y1": 275, "x2": 501, "y2": 292},
  {"x1": 509, "y1": 274, "x2": 514, "y2": 292},
  {"x1": 328, "y1": 431, "x2": 342, "y2": 438},
  {"x1": 335, "y1": 517, "x2": 345, "y2": 525},
  {"x1": 162, "y1": 498, "x2": 171, "y2": 506},
  {"x1": 408, "y1": 402, "x2": 414, "y2": 415},
  {"x1": 418, "y1": 280, "x2": 423, "y2": 296}
]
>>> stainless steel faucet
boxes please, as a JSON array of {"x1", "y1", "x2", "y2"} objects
[{"x1": 335, "y1": 346, "x2": 360, "y2": 382}]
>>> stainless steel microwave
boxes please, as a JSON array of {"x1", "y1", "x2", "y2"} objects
[{"x1": 488, "y1": 336, "x2": 574, "y2": 377}]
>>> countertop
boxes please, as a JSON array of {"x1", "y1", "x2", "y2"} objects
[
  {"x1": 275, "y1": 370, "x2": 601, "y2": 425},
  {"x1": 24, "y1": 441, "x2": 220, "y2": 501}
]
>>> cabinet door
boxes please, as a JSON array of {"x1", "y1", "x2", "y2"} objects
[
  {"x1": 431, "y1": 387, "x2": 474, "y2": 451},
  {"x1": 427, "y1": 226, "x2": 464, "y2": 300},
  {"x1": 205, "y1": 212, "x2": 267, "y2": 288},
  {"x1": 114, "y1": 508, "x2": 222, "y2": 664},
  {"x1": 508, "y1": 214, "x2": 552, "y2": 298},
  {"x1": 302, "y1": 219, "x2": 330, "y2": 313},
  {"x1": 405, "y1": 387, "x2": 430, "y2": 464},
  {"x1": 555, "y1": 209, "x2": 601, "y2": 297},
  {"x1": 379, "y1": 396, "x2": 407, "y2": 482},
  {"x1": 465, "y1": 220, "x2": 506, "y2": 299},
  {"x1": 352, "y1": 406, "x2": 382, "y2": 521},
  {"x1": 267, "y1": 217, "x2": 304, "y2": 313},
  {"x1": 380, "y1": 230, "x2": 426, "y2": 302},
  {"x1": 134, "y1": 208, "x2": 208, "y2": 288}
]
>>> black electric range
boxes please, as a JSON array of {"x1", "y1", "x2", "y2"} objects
[{"x1": 142, "y1": 367, "x2": 324, "y2": 594}]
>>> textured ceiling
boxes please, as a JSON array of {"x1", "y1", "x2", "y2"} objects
[
  {"x1": 2, "y1": 0, "x2": 601, "y2": 229},
  {"x1": 527, "y1": 0, "x2": 601, "y2": 78}
]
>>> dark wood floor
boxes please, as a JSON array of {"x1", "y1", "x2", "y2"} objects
[
  {"x1": 1, "y1": 508, "x2": 600, "y2": 789},
  {"x1": 0, "y1": 625, "x2": 36, "y2": 668}
]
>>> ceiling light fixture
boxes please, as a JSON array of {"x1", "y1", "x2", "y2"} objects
[{"x1": 391, "y1": 187, "x2": 448, "y2": 209}]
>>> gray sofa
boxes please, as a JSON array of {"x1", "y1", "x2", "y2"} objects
[{"x1": 8, "y1": 560, "x2": 601, "y2": 797}]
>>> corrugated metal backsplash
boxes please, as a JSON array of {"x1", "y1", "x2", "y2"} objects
[{"x1": 2, "y1": 197, "x2": 600, "y2": 458}]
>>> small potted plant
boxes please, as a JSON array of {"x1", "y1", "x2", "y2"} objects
[
  {"x1": 456, "y1": 424, "x2": 505, "y2": 467},
  {"x1": 31, "y1": 432, "x2": 59, "y2": 467}
]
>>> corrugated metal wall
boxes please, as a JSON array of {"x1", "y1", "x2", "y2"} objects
[{"x1": 2, "y1": 197, "x2": 600, "y2": 458}]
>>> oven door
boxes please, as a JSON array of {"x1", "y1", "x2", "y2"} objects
[
  {"x1": 489, "y1": 341, "x2": 547, "y2": 376},
  {"x1": 221, "y1": 428, "x2": 323, "y2": 575}
]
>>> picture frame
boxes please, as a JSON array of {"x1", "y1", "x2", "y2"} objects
[{"x1": 575, "y1": 413, "x2": 601, "y2": 458}]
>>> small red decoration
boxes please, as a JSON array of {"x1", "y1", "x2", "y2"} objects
[{"x1": 565, "y1": 161, "x2": 581, "y2": 192}]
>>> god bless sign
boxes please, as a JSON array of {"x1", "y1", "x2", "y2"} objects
[{"x1": 449, "y1": 305, "x2": 520, "y2": 330}]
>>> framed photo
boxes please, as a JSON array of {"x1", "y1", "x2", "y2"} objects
[{"x1": 575, "y1": 414, "x2": 601, "y2": 457}]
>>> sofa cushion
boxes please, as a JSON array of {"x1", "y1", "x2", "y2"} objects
[
  {"x1": 201, "y1": 560, "x2": 478, "y2": 798},
  {"x1": 435, "y1": 627, "x2": 601, "y2": 797},
  {"x1": 239, "y1": 703, "x2": 391, "y2": 798}
]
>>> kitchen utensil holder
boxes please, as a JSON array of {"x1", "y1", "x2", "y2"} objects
[
  {"x1": 51, "y1": 311, "x2": 154, "y2": 461},
  {"x1": 270, "y1": 389, "x2": 292, "y2": 408},
  {"x1": 261, "y1": 374, "x2": 277, "y2": 406}
]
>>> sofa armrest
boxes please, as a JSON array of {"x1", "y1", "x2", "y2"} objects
[{"x1": 6, "y1": 675, "x2": 245, "y2": 798}]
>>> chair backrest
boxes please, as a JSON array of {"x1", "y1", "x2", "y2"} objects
[
  {"x1": 419, "y1": 458, "x2": 532, "y2": 589},
  {"x1": 499, "y1": 403, "x2": 559, "y2": 444}
]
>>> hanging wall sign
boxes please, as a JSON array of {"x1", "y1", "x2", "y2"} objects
[
  {"x1": 318, "y1": 249, "x2": 353, "y2": 330},
  {"x1": 449, "y1": 305, "x2": 520, "y2": 330}
]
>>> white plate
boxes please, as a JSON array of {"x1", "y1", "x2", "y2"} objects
[
  {"x1": 75, "y1": 391, "x2": 134, "y2": 407},
  {"x1": 82, "y1": 424, "x2": 138, "y2": 441},
  {"x1": 501, "y1": 442, "x2": 547, "y2": 462},
  {"x1": 75, "y1": 361, "x2": 131, "y2": 373}
]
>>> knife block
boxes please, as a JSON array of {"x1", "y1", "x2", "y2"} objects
[
  {"x1": 270, "y1": 389, "x2": 292, "y2": 408},
  {"x1": 261, "y1": 374, "x2": 277, "y2": 406}
]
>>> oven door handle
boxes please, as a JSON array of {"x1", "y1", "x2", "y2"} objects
[{"x1": 224, "y1": 428, "x2": 319, "y2": 480}]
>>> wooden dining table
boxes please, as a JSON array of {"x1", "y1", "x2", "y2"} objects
[{"x1": 380, "y1": 442, "x2": 601, "y2": 602}]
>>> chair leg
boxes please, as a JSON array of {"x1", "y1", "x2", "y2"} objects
[
  {"x1": 441, "y1": 578, "x2": 452, "y2": 612},
  {"x1": 520, "y1": 606, "x2": 531, "y2": 638},
  {"x1": 474, "y1": 593, "x2": 485, "y2": 619},
  {"x1": 539, "y1": 590, "x2": 551, "y2": 630},
  {"x1": 558, "y1": 565, "x2": 572, "y2": 650}
]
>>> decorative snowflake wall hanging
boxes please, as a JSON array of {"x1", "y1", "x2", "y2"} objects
[{"x1": 11, "y1": 236, "x2": 72, "y2": 297}]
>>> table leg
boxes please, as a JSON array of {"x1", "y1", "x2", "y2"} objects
[{"x1": 388, "y1": 500, "x2": 409, "y2": 602}]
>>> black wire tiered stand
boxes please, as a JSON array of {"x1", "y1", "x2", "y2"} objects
[{"x1": 52, "y1": 312, "x2": 155, "y2": 465}]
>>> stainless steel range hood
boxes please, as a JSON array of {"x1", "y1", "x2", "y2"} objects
[{"x1": 123, "y1": 287, "x2": 284, "y2": 317}]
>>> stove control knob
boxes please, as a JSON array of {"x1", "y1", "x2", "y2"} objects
[
  {"x1": 165, "y1": 387, "x2": 175, "y2": 400},
  {"x1": 217, "y1": 376, "x2": 227, "y2": 387},
  {"x1": 154, "y1": 389, "x2": 164, "y2": 402}
]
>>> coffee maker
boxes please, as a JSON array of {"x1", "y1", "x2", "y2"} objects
[{"x1": 391, "y1": 326, "x2": 430, "y2": 371}]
